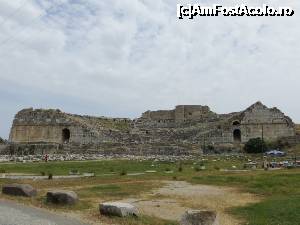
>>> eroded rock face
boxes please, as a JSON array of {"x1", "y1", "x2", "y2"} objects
[
  {"x1": 46, "y1": 190, "x2": 78, "y2": 205},
  {"x1": 180, "y1": 210, "x2": 219, "y2": 225},
  {"x1": 2, "y1": 184, "x2": 37, "y2": 197},
  {"x1": 99, "y1": 202, "x2": 139, "y2": 217}
]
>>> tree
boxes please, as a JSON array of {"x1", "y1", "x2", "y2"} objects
[
  {"x1": 244, "y1": 138, "x2": 267, "y2": 154},
  {"x1": 267, "y1": 139, "x2": 290, "y2": 150}
]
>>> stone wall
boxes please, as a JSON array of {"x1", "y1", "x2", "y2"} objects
[
  {"x1": 141, "y1": 105, "x2": 216, "y2": 123},
  {"x1": 174, "y1": 105, "x2": 215, "y2": 121},
  {"x1": 5, "y1": 142, "x2": 201, "y2": 156},
  {"x1": 7, "y1": 102, "x2": 296, "y2": 156},
  {"x1": 296, "y1": 124, "x2": 300, "y2": 135},
  {"x1": 239, "y1": 103, "x2": 295, "y2": 142},
  {"x1": 141, "y1": 110, "x2": 175, "y2": 122},
  {"x1": 10, "y1": 125, "x2": 65, "y2": 143},
  {"x1": 9, "y1": 108, "x2": 131, "y2": 145},
  {"x1": 135, "y1": 102, "x2": 296, "y2": 147}
]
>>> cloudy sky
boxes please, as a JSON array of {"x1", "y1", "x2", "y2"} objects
[{"x1": 0, "y1": 0, "x2": 299, "y2": 138}]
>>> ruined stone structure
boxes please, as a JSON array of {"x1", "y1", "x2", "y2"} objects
[
  {"x1": 134, "y1": 102, "x2": 295, "y2": 145},
  {"x1": 140, "y1": 105, "x2": 214, "y2": 123},
  {"x1": 9, "y1": 108, "x2": 131, "y2": 144},
  {"x1": 296, "y1": 125, "x2": 300, "y2": 135},
  {"x1": 7, "y1": 102, "x2": 296, "y2": 155}
]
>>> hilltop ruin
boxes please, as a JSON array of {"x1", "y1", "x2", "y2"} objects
[{"x1": 7, "y1": 102, "x2": 297, "y2": 155}]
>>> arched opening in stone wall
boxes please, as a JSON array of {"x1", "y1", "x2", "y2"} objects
[
  {"x1": 62, "y1": 128, "x2": 70, "y2": 144},
  {"x1": 233, "y1": 129, "x2": 241, "y2": 142},
  {"x1": 232, "y1": 121, "x2": 241, "y2": 126}
]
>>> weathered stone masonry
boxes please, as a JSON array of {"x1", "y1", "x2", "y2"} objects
[
  {"x1": 7, "y1": 102, "x2": 296, "y2": 155},
  {"x1": 134, "y1": 102, "x2": 295, "y2": 145},
  {"x1": 9, "y1": 108, "x2": 132, "y2": 144}
]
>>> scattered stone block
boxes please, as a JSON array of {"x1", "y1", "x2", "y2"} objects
[
  {"x1": 83, "y1": 172, "x2": 95, "y2": 177},
  {"x1": 2, "y1": 184, "x2": 37, "y2": 197},
  {"x1": 46, "y1": 190, "x2": 78, "y2": 205},
  {"x1": 180, "y1": 210, "x2": 219, "y2": 225},
  {"x1": 99, "y1": 202, "x2": 139, "y2": 217},
  {"x1": 145, "y1": 170, "x2": 157, "y2": 173},
  {"x1": 69, "y1": 170, "x2": 80, "y2": 175}
]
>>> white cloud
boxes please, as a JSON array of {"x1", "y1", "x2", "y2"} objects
[{"x1": 0, "y1": 0, "x2": 299, "y2": 138}]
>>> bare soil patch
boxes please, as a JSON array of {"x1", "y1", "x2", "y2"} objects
[{"x1": 122, "y1": 181, "x2": 260, "y2": 225}]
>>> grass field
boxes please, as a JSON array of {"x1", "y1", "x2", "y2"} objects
[
  {"x1": 192, "y1": 171, "x2": 300, "y2": 225},
  {"x1": 0, "y1": 155, "x2": 299, "y2": 225}
]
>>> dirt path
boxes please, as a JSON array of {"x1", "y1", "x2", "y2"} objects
[
  {"x1": 0, "y1": 199, "x2": 88, "y2": 225},
  {"x1": 122, "y1": 181, "x2": 260, "y2": 225}
]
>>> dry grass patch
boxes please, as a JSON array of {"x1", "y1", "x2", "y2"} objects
[{"x1": 125, "y1": 181, "x2": 260, "y2": 225}]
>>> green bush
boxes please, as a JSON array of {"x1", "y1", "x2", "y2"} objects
[
  {"x1": 244, "y1": 138, "x2": 267, "y2": 154},
  {"x1": 0, "y1": 137, "x2": 4, "y2": 144},
  {"x1": 120, "y1": 170, "x2": 127, "y2": 176},
  {"x1": 194, "y1": 166, "x2": 201, "y2": 172},
  {"x1": 207, "y1": 145, "x2": 215, "y2": 150},
  {"x1": 48, "y1": 173, "x2": 53, "y2": 180},
  {"x1": 267, "y1": 139, "x2": 290, "y2": 150},
  {"x1": 178, "y1": 165, "x2": 183, "y2": 172},
  {"x1": 214, "y1": 166, "x2": 220, "y2": 170}
]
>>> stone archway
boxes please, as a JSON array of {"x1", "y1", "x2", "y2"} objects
[
  {"x1": 62, "y1": 128, "x2": 70, "y2": 144},
  {"x1": 233, "y1": 129, "x2": 241, "y2": 143}
]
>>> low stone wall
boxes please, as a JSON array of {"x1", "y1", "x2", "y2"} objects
[
  {"x1": 0, "y1": 153, "x2": 200, "y2": 164},
  {"x1": 3, "y1": 143, "x2": 61, "y2": 155},
  {"x1": 2, "y1": 143, "x2": 202, "y2": 157}
]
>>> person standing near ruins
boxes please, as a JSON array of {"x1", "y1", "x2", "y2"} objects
[{"x1": 44, "y1": 154, "x2": 48, "y2": 162}]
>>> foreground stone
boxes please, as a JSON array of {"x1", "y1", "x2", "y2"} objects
[
  {"x1": 46, "y1": 190, "x2": 78, "y2": 205},
  {"x1": 2, "y1": 184, "x2": 37, "y2": 197},
  {"x1": 180, "y1": 210, "x2": 219, "y2": 225},
  {"x1": 99, "y1": 202, "x2": 139, "y2": 217}
]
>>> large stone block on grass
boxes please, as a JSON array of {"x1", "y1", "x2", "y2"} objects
[
  {"x1": 46, "y1": 190, "x2": 78, "y2": 205},
  {"x1": 180, "y1": 210, "x2": 219, "y2": 225},
  {"x1": 2, "y1": 184, "x2": 37, "y2": 197},
  {"x1": 99, "y1": 202, "x2": 139, "y2": 217}
]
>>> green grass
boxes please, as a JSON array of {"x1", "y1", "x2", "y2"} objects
[
  {"x1": 192, "y1": 171, "x2": 300, "y2": 195},
  {"x1": 192, "y1": 170, "x2": 300, "y2": 225},
  {"x1": 232, "y1": 195, "x2": 300, "y2": 225},
  {"x1": 0, "y1": 160, "x2": 151, "y2": 175},
  {"x1": 0, "y1": 154, "x2": 260, "y2": 177},
  {"x1": 1, "y1": 157, "x2": 300, "y2": 225}
]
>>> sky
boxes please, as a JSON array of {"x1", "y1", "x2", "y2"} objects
[{"x1": 0, "y1": 0, "x2": 299, "y2": 139}]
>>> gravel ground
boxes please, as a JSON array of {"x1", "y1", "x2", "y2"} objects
[{"x1": 0, "y1": 200, "x2": 89, "y2": 225}]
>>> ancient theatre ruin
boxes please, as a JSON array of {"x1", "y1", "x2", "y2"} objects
[{"x1": 7, "y1": 102, "x2": 296, "y2": 155}]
